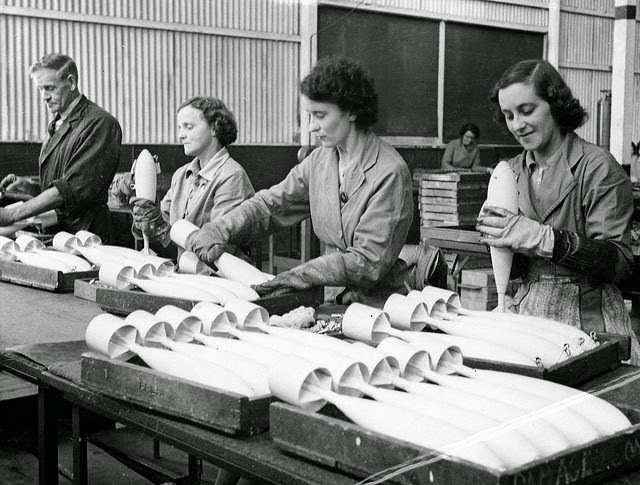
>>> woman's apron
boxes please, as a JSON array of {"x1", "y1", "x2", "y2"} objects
[{"x1": 513, "y1": 260, "x2": 640, "y2": 365}]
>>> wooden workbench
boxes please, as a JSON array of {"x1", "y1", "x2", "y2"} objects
[
  {"x1": 3, "y1": 280, "x2": 640, "y2": 484},
  {"x1": 0, "y1": 280, "x2": 102, "y2": 401}
]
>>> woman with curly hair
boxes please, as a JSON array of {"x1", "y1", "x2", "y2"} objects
[
  {"x1": 441, "y1": 122, "x2": 487, "y2": 172},
  {"x1": 186, "y1": 57, "x2": 413, "y2": 305},
  {"x1": 130, "y1": 96, "x2": 254, "y2": 255},
  {"x1": 477, "y1": 59, "x2": 640, "y2": 363}
]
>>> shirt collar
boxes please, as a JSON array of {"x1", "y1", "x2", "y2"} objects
[
  {"x1": 335, "y1": 129, "x2": 371, "y2": 170},
  {"x1": 185, "y1": 146, "x2": 230, "y2": 181},
  {"x1": 58, "y1": 93, "x2": 83, "y2": 121},
  {"x1": 524, "y1": 135, "x2": 568, "y2": 173}
]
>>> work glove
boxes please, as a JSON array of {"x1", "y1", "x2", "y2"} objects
[
  {"x1": 476, "y1": 206, "x2": 554, "y2": 258},
  {"x1": 253, "y1": 269, "x2": 312, "y2": 297},
  {"x1": 110, "y1": 172, "x2": 135, "y2": 206},
  {"x1": 129, "y1": 196, "x2": 170, "y2": 245},
  {"x1": 185, "y1": 224, "x2": 229, "y2": 264}
]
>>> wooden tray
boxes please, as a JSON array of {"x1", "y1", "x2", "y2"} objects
[
  {"x1": 463, "y1": 332, "x2": 629, "y2": 387},
  {"x1": 270, "y1": 401, "x2": 640, "y2": 485},
  {"x1": 81, "y1": 352, "x2": 271, "y2": 436},
  {"x1": 74, "y1": 279, "x2": 323, "y2": 316},
  {"x1": 0, "y1": 260, "x2": 98, "y2": 292}
]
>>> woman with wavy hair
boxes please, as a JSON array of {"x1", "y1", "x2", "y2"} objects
[
  {"x1": 477, "y1": 59, "x2": 640, "y2": 363},
  {"x1": 186, "y1": 57, "x2": 413, "y2": 305},
  {"x1": 130, "y1": 96, "x2": 254, "y2": 255}
]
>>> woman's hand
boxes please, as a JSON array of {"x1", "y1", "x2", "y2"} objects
[
  {"x1": 476, "y1": 206, "x2": 554, "y2": 258},
  {"x1": 252, "y1": 269, "x2": 312, "y2": 297},
  {"x1": 129, "y1": 197, "x2": 169, "y2": 242},
  {"x1": 185, "y1": 225, "x2": 227, "y2": 263}
]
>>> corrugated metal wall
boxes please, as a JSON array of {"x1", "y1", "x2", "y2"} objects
[
  {"x1": 2, "y1": 0, "x2": 640, "y2": 146},
  {"x1": 0, "y1": 0, "x2": 299, "y2": 33},
  {"x1": 558, "y1": 6, "x2": 614, "y2": 142},
  {"x1": 338, "y1": 0, "x2": 547, "y2": 28},
  {"x1": 0, "y1": 0, "x2": 300, "y2": 144}
]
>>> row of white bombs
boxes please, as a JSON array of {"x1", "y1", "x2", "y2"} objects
[
  {"x1": 3, "y1": 230, "x2": 599, "y2": 368},
  {"x1": 0, "y1": 230, "x2": 272, "y2": 303},
  {"x1": 392, "y1": 287, "x2": 598, "y2": 369},
  {"x1": 86, "y1": 297, "x2": 629, "y2": 472}
]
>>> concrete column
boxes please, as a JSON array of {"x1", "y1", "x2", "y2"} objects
[
  {"x1": 610, "y1": 0, "x2": 637, "y2": 164},
  {"x1": 547, "y1": 0, "x2": 561, "y2": 68},
  {"x1": 299, "y1": 0, "x2": 317, "y2": 148}
]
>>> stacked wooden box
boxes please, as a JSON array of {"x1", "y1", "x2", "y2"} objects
[
  {"x1": 418, "y1": 171, "x2": 489, "y2": 228},
  {"x1": 459, "y1": 267, "x2": 497, "y2": 311}
]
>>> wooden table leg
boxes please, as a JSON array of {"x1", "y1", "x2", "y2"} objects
[
  {"x1": 72, "y1": 405, "x2": 88, "y2": 485},
  {"x1": 188, "y1": 454, "x2": 202, "y2": 483},
  {"x1": 38, "y1": 386, "x2": 58, "y2": 485}
]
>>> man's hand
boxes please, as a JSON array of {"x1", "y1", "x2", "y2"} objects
[
  {"x1": 476, "y1": 206, "x2": 554, "y2": 258},
  {"x1": 0, "y1": 174, "x2": 40, "y2": 197}
]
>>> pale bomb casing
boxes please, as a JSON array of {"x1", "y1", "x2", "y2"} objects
[{"x1": 484, "y1": 162, "x2": 518, "y2": 311}]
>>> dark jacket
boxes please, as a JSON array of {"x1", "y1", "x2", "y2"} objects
[{"x1": 39, "y1": 95, "x2": 122, "y2": 240}]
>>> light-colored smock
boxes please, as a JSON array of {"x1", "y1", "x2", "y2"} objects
[
  {"x1": 441, "y1": 138, "x2": 481, "y2": 171},
  {"x1": 508, "y1": 132, "x2": 640, "y2": 364},
  {"x1": 216, "y1": 130, "x2": 414, "y2": 306},
  {"x1": 160, "y1": 147, "x2": 254, "y2": 227}
]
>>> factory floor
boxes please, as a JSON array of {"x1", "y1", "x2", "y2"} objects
[{"x1": 0, "y1": 394, "x2": 219, "y2": 484}]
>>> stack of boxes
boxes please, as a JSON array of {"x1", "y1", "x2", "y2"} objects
[
  {"x1": 459, "y1": 267, "x2": 498, "y2": 311},
  {"x1": 417, "y1": 171, "x2": 490, "y2": 238}
]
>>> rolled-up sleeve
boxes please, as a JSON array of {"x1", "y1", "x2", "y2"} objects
[
  {"x1": 204, "y1": 158, "x2": 312, "y2": 243},
  {"x1": 50, "y1": 116, "x2": 122, "y2": 216}
]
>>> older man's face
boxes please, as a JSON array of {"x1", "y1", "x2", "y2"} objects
[{"x1": 32, "y1": 68, "x2": 76, "y2": 115}]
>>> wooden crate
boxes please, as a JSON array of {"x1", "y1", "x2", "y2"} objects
[
  {"x1": 461, "y1": 267, "x2": 495, "y2": 287},
  {"x1": 463, "y1": 333, "x2": 630, "y2": 386},
  {"x1": 270, "y1": 401, "x2": 640, "y2": 485},
  {"x1": 74, "y1": 279, "x2": 323, "y2": 316},
  {"x1": 418, "y1": 172, "x2": 491, "y2": 183},
  {"x1": 0, "y1": 260, "x2": 98, "y2": 292},
  {"x1": 419, "y1": 202, "x2": 483, "y2": 215},
  {"x1": 459, "y1": 284, "x2": 498, "y2": 311},
  {"x1": 81, "y1": 352, "x2": 271, "y2": 436},
  {"x1": 419, "y1": 188, "x2": 488, "y2": 201}
]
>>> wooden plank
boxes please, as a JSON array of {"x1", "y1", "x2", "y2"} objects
[
  {"x1": 419, "y1": 189, "x2": 488, "y2": 201},
  {"x1": 0, "y1": 370, "x2": 37, "y2": 400},
  {"x1": 417, "y1": 171, "x2": 491, "y2": 182},
  {"x1": 418, "y1": 202, "x2": 483, "y2": 214},
  {"x1": 420, "y1": 180, "x2": 488, "y2": 190},
  {"x1": 0, "y1": 260, "x2": 98, "y2": 292},
  {"x1": 270, "y1": 401, "x2": 640, "y2": 485},
  {"x1": 81, "y1": 353, "x2": 271, "y2": 436},
  {"x1": 73, "y1": 278, "x2": 99, "y2": 302},
  {"x1": 76, "y1": 281, "x2": 323, "y2": 316},
  {"x1": 421, "y1": 212, "x2": 478, "y2": 223},
  {"x1": 460, "y1": 268, "x2": 495, "y2": 287},
  {"x1": 270, "y1": 402, "x2": 500, "y2": 485},
  {"x1": 463, "y1": 334, "x2": 627, "y2": 386}
]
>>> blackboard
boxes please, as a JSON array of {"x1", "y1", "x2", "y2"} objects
[
  {"x1": 317, "y1": 7, "x2": 439, "y2": 137},
  {"x1": 444, "y1": 22, "x2": 544, "y2": 145},
  {"x1": 317, "y1": 7, "x2": 544, "y2": 145}
]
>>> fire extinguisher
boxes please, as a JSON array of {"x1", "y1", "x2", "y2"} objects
[{"x1": 596, "y1": 89, "x2": 611, "y2": 151}]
